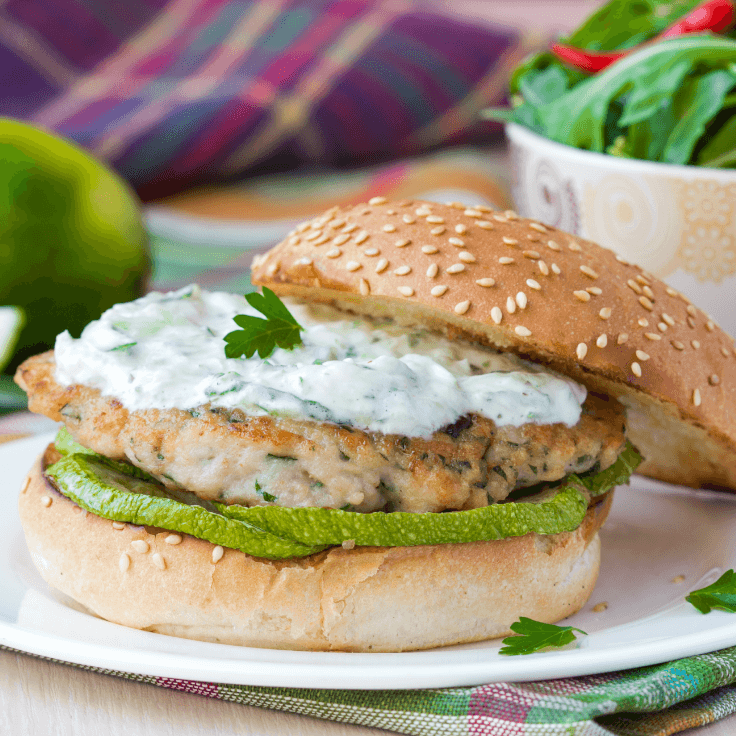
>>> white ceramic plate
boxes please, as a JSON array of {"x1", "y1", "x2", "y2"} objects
[{"x1": 4, "y1": 433, "x2": 736, "y2": 689}]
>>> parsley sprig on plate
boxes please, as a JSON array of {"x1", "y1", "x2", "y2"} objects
[
  {"x1": 225, "y1": 288, "x2": 303, "y2": 359},
  {"x1": 687, "y1": 569, "x2": 736, "y2": 613},
  {"x1": 499, "y1": 618, "x2": 587, "y2": 656}
]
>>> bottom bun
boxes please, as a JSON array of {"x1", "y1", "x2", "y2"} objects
[{"x1": 19, "y1": 447, "x2": 612, "y2": 652}]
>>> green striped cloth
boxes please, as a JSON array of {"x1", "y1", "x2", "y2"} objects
[{"x1": 3, "y1": 644, "x2": 736, "y2": 734}]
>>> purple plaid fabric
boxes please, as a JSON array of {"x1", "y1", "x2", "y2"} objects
[{"x1": 0, "y1": 0, "x2": 534, "y2": 197}]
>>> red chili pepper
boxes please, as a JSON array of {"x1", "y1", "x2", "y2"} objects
[{"x1": 551, "y1": 0, "x2": 735, "y2": 74}]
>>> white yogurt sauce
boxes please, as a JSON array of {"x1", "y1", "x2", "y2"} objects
[{"x1": 54, "y1": 285, "x2": 587, "y2": 437}]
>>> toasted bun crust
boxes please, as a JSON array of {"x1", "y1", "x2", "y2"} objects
[
  {"x1": 252, "y1": 199, "x2": 736, "y2": 490},
  {"x1": 19, "y1": 446, "x2": 609, "y2": 652}
]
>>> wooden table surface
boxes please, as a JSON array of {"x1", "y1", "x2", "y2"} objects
[{"x1": 1, "y1": 434, "x2": 733, "y2": 735}]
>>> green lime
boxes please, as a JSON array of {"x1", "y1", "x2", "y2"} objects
[{"x1": 0, "y1": 118, "x2": 150, "y2": 373}]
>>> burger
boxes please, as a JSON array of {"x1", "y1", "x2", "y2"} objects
[{"x1": 15, "y1": 199, "x2": 736, "y2": 652}]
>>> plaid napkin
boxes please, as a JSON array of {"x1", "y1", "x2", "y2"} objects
[
  {"x1": 0, "y1": 0, "x2": 540, "y2": 199},
  {"x1": 4, "y1": 643, "x2": 736, "y2": 734}
]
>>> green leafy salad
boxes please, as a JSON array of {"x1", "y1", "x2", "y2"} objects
[{"x1": 484, "y1": 0, "x2": 736, "y2": 168}]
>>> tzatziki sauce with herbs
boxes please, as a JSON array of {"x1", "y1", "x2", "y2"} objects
[{"x1": 54, "y1": 285, "x2": 587, "y2": 437}]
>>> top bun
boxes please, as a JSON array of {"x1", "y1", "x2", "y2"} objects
[{"x1": 251, "y1": 199, "x2": 736, "y2": 492}]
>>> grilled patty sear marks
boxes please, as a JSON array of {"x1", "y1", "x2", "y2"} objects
[{"x1": 18, "y1": 352, "x2": 626, "y2": 513}]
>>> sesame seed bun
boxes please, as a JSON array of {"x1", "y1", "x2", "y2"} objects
[
  {"x1": 252, "y1": 199, "x2": 736, "y2": 491},
  {"x1": 19, "y1": 445, "x2": 610, "y2": 652}
]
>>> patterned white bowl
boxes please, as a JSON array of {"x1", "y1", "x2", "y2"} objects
[{"x1": 507, "y1": 122, "x2": 736, "y2": 335}]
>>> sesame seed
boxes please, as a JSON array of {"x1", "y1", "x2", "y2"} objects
[
  {"x1": 515, "y1": 325, "x2": 532, "y2": 337},
  {"x1": 426, "y1": 215, "x2": 445, "y2": 224},
  {"x1": 568, "y1": 242, "x2": 582, "y2": 252},
  {"x1": 707, "y1": 320, "x2": 715, "y2": 332},
  {"x1": 580, "y1": 265, "x2": 599, "y2": 279},
  {"x1": 692, "y1": 340, "x2": 700, "y2": 349},
  {"x1": 212, "y1": 545, "x2": 225, "y2": 563},
  {"x1": 529, "y1": 222, "x2": 547, "y2": 233},
  {"x1": 672, "y1": 340, "x2": 685, "y2": 350},
  {"x1": 327, "y1": 219, "x2": 345, "y2": 229},
  {"x1": 687, "y1": 316, "x2": 696, "y2": 328},
  {"x1": 465, "y1": 209, "x2": 483, "y2": 218},
  {"x1": 131, "y1": 540, "x2": 149, "y2": 553},
  {"x1": 382, "y1": 224, "x2": 397, "y2": 233},
  {"x1": 395, "y1": 238, "x2": 411, "y2": 248},
  {"x1": 430, "y1": 226, "x2": 446, "y2": 236},
  {"x1": 455, "y1": 300, "x2": 471, "y2": 315},
  {"x1": 455, "y1": 224, "x2": 468, "y2": 234},
  {"x1": 662, "y1": 313, "x2": 675, "y2": 326},
  {"x1": 476, "y1": 220, "x2": 494, "y2": 230},
  {"x1": 119, "y1": 553, "x2": 130, "y2": 573},
  {"x1": 526, "y1": 279, "x2": 541, "y2": 291},
  {"x1": 459, "y1": 251, "x2": 476, "y2": 263},
  {"x1": 666, "y1": 286, "x2": 679, "y2": 297},
  {"x1": 499, "y1": 257, "x2": 514, "y2": 265},
  {"x1": 422, "y1": 244, "x2": 439, "y2": 255},
  {"x1": 586, "y1": 287, "x2": 603, "y2": 296},
  {"x1": 369, "y1": 196, "x2": 387, "y2": 205},
  {"x1": 296, "y1": 222, "x2": 311, "y2": 232},
  {"x1": 658, "y1": 322, "x2": 667, "y2": 332},
  {"x1": 642, "y1": 285, "x2": 655, "y2": 300},
  {"x1": 387, "y1": 209, "x2": 396, "y2": 215},
  {"x1": 287, "y1": 236, "x2": 300, "y2": 246},
  {"x1": 448, "y1": 201, "x2": 464, "y2": 209},
  {"x1": 403, "y1": 215, "x2": 416, "y2": 224},
  {"x1": 523, "y1": 250, "x2": 540, "y2": 260},
  {"x1": 538, "y1": 260, "x2": 550, "y2": 276},
  {"x1": 296, "y1": 256, "x2": 313, "y2": 265},
  {"x1": 709, "y1": 374, "x2": 721, "y2": 385},
  {"x1": 312, "y1": 234, "x2": 330, "y2": 245},
  {"x1": 346, "y1": 261, "x2": 361, "y2": 272},
  {"x1": 165, "y1": 534, "x2": 182, "y2": 545},
  {"x1": 394, "y1": 265, "x2": 411, "y2": 276},
  {"x1": 615, "y1": 255, "x2": 629, "y2": 264},
  {"x1": 343, "y1": 223, "x2": 358, "y2": 233},
  {"x1": 112, "y1": 521, "x2": 126, "y2": 530},
  {"x1": 266, "y1": 262, "x2": 279, "y2": 276},
  {"x1": 645, "y1": 332, "x2": 661, "y2": 341},
  {"x1": 516, "y1": 292, "x2": 528, "y2": 309},
  {"x1": 492, "y1": 214, "x2": 508, "y2": 223},
  {"x1": 333, "y1": 233, "x2": 350, "y2": 245},
  {"x1": 431, "y1": 285, "x2": 448, "y2": 297},
  {"x1": 693, "y1": 388, "x2": 702, "y2": 407},
  {"x1": 152, "y1": 553, "x2": 166, "y2": 570},
  {"x1": 599, "y1": 307, "x2": 612, "y2": 320},
  {"x1": 326, "y1": 248, "x2": 342, "y2": 258},
  {"x1": 592, "y1": 602, "x2": 609, "y2": 613},
  {"x1": 360, "y1": 278, "x2": 370, "y2": 295},
  {"x1": 41, "y1": 495, "x2": 52, "y2": 507},
  {"x1": 596, "y1": 334, "x2": 608, "y2": 348},
  {"x1": 722, "y1": 346, "x2": 731, "y2": 358},
  {"x1": 503, "y1": 236, "x2": 518, "y2": 246},
  {"x1": 476, "y1": 278, "x2": 496, "y2": 287},
  {"x1": 364, "y1": 248, "x2": 379, "y2": 256},
  {"x1": 638, "y1": 318, "x2": 649, "y2": 327},
  {"x1": 426, "y1": 263, "x2": 439, "y2": 278},
  {"x1": 304, "y1": 230, "x2": 323, "y2": 241},
  {"x1": 632, "y1": 362, "x2": 642, "y2": 377},
  {"x1": 574, "y1": 290, "x2": 591, "y2": 302},
  {"x1": 547, "y1": 240, "x2": 561, "y2": 251},
  {"x1": 449, "y1": 237, "x2": 465, "y2": 247},
  {"x1": 447, "y1": 263, "x2": 466, "y2": 274},
  {"x1": 636, "y1": 274, "x2": 651, "y2": 285},
  {"x1": 527, "y1": 233, "x2": 540, "y2": 242},
  {"x1": 506, "y1": 296, "x2": 517, "y2": 314},
  {"x1": 416, "y1": 207, "x2": 433, "y2": 216},
  {"x1": 551, "y1": 263, "x2": 561, "y2": 275},
  {"x1": 491, "y1": 306, "x2": 503, "y2": 324},
  {"x1": 627, "y1": 279, "x2": 643, "y2": 294},
  {"x1": 354, "y1": 231, "x2": 370, "y2": 244},
  {"x1": 576, "y1": 343, "x2": 588, "y2": 360},
  {"x1": 397, "y1": 286, "x2": 415, "y2": 297},
  {"x1": 618, "y1": 333, "x2": 629, "y2": 345},
  {"x1": 636, "y1": 350, "x2": 650, "y2": 361},
  {"x1": 639, "y1": 296, "x2": 654, "y2": 311},
  {"x1": 687, "y1": 305, "x2": 698, "y2": 317},
  {"x1": 505, "y1": 210, "x2": 519, "y2": 220},
  {"x1": 375, "y1": 258, "x2": 388, "y2": 273}
]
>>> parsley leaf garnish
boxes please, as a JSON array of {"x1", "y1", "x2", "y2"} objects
[
  {"x1": 224, "y1": 287, "x2": 303, "y2": 359},
  {"x1": 498, "y1": 617, "x2": 587, "y2": 656},
  {"x1": 686, "y1": 570, "x2": 736, "y2": 614}
]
